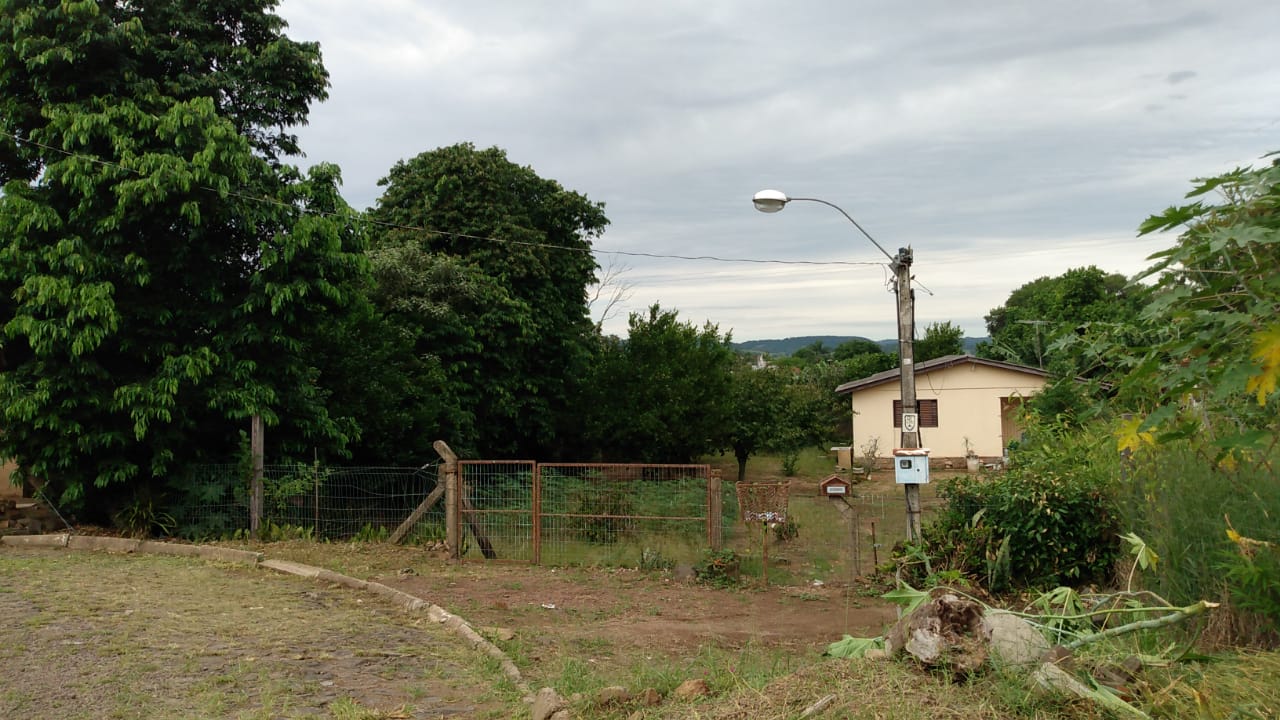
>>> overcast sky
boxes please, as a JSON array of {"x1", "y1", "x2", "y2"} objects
[{"x1": 277, "y1": 0, "x2": 1278, "y2": 342}]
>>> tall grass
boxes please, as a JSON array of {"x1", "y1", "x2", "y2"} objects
[{"x1": 1122, "y1": 440, "x2": 1280, "y2": 644}]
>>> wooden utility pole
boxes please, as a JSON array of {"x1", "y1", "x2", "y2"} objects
[{"x1": 894, "y1": 248, "x2": 922, "y2": 542}]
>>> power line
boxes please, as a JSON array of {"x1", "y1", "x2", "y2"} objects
[{"x1": 0, "y1": 130, "x2": 890, "y2": 269}]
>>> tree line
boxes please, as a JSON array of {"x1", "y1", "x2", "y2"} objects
[{"x1": 0, "y1": 1, "x2": 893, "y2": 516}]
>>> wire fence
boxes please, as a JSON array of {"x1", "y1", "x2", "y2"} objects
[
  {"x1": 458, "y1": 462, "x2": 718, "y2": 566},
  {"x1": 175, "y1": 463, "x2": 441, "y2": 542},
  {"x1": 721, "y1": 486, "x2": 943, "y2": 582},
  {"x1": 165, "y1": 458, "x2": 941, "y2": 581}
]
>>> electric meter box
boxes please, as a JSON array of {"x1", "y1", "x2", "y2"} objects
[{"x1": 893, "y1": 448, "x2": 931, "y2": 485}]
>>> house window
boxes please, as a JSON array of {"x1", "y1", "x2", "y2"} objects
[{"x1": 893, "y1": 399, "x2": 938, "y2": 428}]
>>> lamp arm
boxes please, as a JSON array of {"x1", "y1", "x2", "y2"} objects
[{"x1": 788, "y1": 197, "x2": 895, "y2": 261}]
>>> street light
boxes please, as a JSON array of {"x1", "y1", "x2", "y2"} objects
[{"x1": 752, "y1": 189, "x2": 924, "y2": 540}]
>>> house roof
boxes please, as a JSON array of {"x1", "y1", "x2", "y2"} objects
[{"x1": 834, "y1": 354, "x2": 1049, "y2": 395}]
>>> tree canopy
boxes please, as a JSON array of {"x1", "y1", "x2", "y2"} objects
[
  {"x1": 978, "y1": 266, "x2": 1147, "y2": 370},
  {"x1": 916, "y1": 321, "x2": 965, "y2": 362},
  {"x1": 580, "y1": 305, "x2": 735, "y2": 463},
  {"x1": 725, "y1": 366, "x2": 826, "y2": 482},
  {"x1": 0, "y1": 0, "x2": 364, "y2": 510},
  {"x1": 368, "y1": 143, "x2": 608, "y2": 458}
]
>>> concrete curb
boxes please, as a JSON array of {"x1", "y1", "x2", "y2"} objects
[
  {"x1": 260, "y1": 558, "x2": 529, "y2": 695},
  {"x1": 1, "y1": 534, "x2": 262, "y2": 566},
  {"x1": 1, "y1": 533, "x2": 70, "y2": 548},
  {"x1": 68, "y1": 536, "x2": 141, "y2": 553}
]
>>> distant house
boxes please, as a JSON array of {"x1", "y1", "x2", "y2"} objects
[
  {"x1": 834, "y1": 354, "x2": 1048, "y2": 461},
  {"x1": 1, "y1": 459, "x2": 25, "y2": 500}
]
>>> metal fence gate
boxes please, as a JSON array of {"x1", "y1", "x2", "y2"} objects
[{"x1": 456, "y1": 461, "x2": 721, "y2": 565}]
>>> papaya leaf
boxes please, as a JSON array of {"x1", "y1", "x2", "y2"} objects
[
  {"x1": 882, "y1": 582, "x2": 930, "y2": 615},
  {"x1": 824, "y1": 635, "x2": 885, "y2": 659},
  {"x1": 1121, "y1": 532, "x2": 1158, "y2": 571},
  {"x1": 1246, "y1": 324, "x2": 1280, "y2": 405}
]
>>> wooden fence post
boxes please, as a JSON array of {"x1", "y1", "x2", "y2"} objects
[
  {"x1": 434, "y1": 441, "x2": 459, "y2": 559},
  {"x1": 250, "y1": 414, "x2": 264, "y2": 536}
]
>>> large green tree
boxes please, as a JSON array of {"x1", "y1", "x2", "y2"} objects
[
  {"x1": 915, "y1": 321, "x2": 965, "y2": 362},
  {"x1": 725, "y1": 366, "x2": 825, "y2": 482},
  {"x1": 369, "y1": 143, "x2": 608, "y2": 458},
  {"x1": 581, "y1": 305, "x2": 735, "y2": 463},
  {"x1": 0, "y1": 1, "x2": 365, "y2": 510},
  {"x1": 978, "y1": 266, "x2": 1146, "y2": 369}
]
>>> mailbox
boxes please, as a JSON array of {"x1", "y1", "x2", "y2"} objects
[
  {"x1": 819, "y1": 474, "x2": 851, "y2": 498},
  {"x1": 893, "y1": 448, "x2": 931, "y2": 484}
]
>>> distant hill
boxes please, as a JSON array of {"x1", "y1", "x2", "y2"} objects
[{"x1": 733, "y1": 335, "x2": 988, "y2": 356}]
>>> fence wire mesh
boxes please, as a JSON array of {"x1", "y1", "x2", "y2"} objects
[
  {"x1": 456, "y1": 461, "x2": 535, "y2": 562},
  {"x1": 540, "y1": 463, "x2": 714, "y2": 567},
  {"x1": 177, "y1": 463, "x2": 441, "y2": 542},
  {"x1": 720, "y1": 486, "x2": 940, "y2": 581},
  {"x1": 457, "y1": 462, "x2": 716, "y2": 566}
]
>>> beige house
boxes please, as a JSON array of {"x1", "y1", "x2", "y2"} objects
[
  {"x1": 835, "y1": 354, "x2": 1048, "y2": 462},
  {"x1": 1, "y1": 459, "x2": 25, "y2": 500}
]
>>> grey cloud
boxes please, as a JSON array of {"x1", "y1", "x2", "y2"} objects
[{"x1": 280, "y1": 0, "x2": 1277, "y2": 340}]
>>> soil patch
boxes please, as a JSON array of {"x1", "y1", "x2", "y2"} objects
[{"x1": 262, "y1": 543, "x2": 899, "y2": 683}]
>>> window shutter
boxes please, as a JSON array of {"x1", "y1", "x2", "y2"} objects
[{"x1": 893, "y1": 399, "x2": 938, "y2": 428}]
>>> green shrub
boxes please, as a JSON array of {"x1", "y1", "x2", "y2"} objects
[
  {"x1": 113, "y1": 491, "x2": 177, "y2": 539},
  {"x1": 772, "y1": 518, "x2": 800, "y2": 542},
  {"x1": 917, "y1": 467, "x2": 1121, "y2": 591},
  {"x1": 780, "y1": 450, "x2": 800, "y2": 477},
  {"x1": 694, "y1": 548, "x2": 740, "y2": 588}
]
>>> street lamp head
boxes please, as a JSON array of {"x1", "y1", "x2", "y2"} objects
[{"x1": 752, "y1": 189, "x2": 789, "y2": 213}]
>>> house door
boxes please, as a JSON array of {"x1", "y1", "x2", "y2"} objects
[{"x1": 1000, "y1": 397, "x2": 1026, "y2": 449}]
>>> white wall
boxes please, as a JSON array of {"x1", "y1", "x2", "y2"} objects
[{"x1": 849, "y1": 363, "x2": 1044, "y2": 460}]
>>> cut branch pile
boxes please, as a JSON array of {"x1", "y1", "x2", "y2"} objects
[{"x1": 0, "y1": 498, "x2": 59, "y2": 535}]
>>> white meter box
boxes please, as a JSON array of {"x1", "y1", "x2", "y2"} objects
[{"x1": 893, "y1": 448, "x2": 930, "y2": 484}]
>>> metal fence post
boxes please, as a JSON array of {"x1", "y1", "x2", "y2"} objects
[
  {"x1": 708, "y1": 467, "x2": 722, "y2": 550},
  {"x1": 532, "y1": 462, "x2": 542, "y2": 565}
]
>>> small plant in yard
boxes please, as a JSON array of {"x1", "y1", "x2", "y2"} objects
[
  {"x1": 353, "y1": 523, "x2": 390, "y2": 543},
  {"x1": 772, "y1": 518, "x2": 800, "y2": 542},
  {"x1": 780, "y1": 449, "x2": 800, "y2": 476},
  {"x1": 228, "y1": 521, "x2": 315, "y2": 543},
  {"x1": 639, "y1": 546, "x2": 673, "y2": 571},
  {"x1": 113, "y1": 491, "x2": 177, "y2": 538},
  {"x1": 694, "y1": 548, "x2": 741, "y2": 588},
  {"x1": 859, "y1": 436, "x2": 880, "y2": 481}
]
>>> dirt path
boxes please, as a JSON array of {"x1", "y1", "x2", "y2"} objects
[{"x1": 264, "y1": 542, "x2": 899, "y2": 684}]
